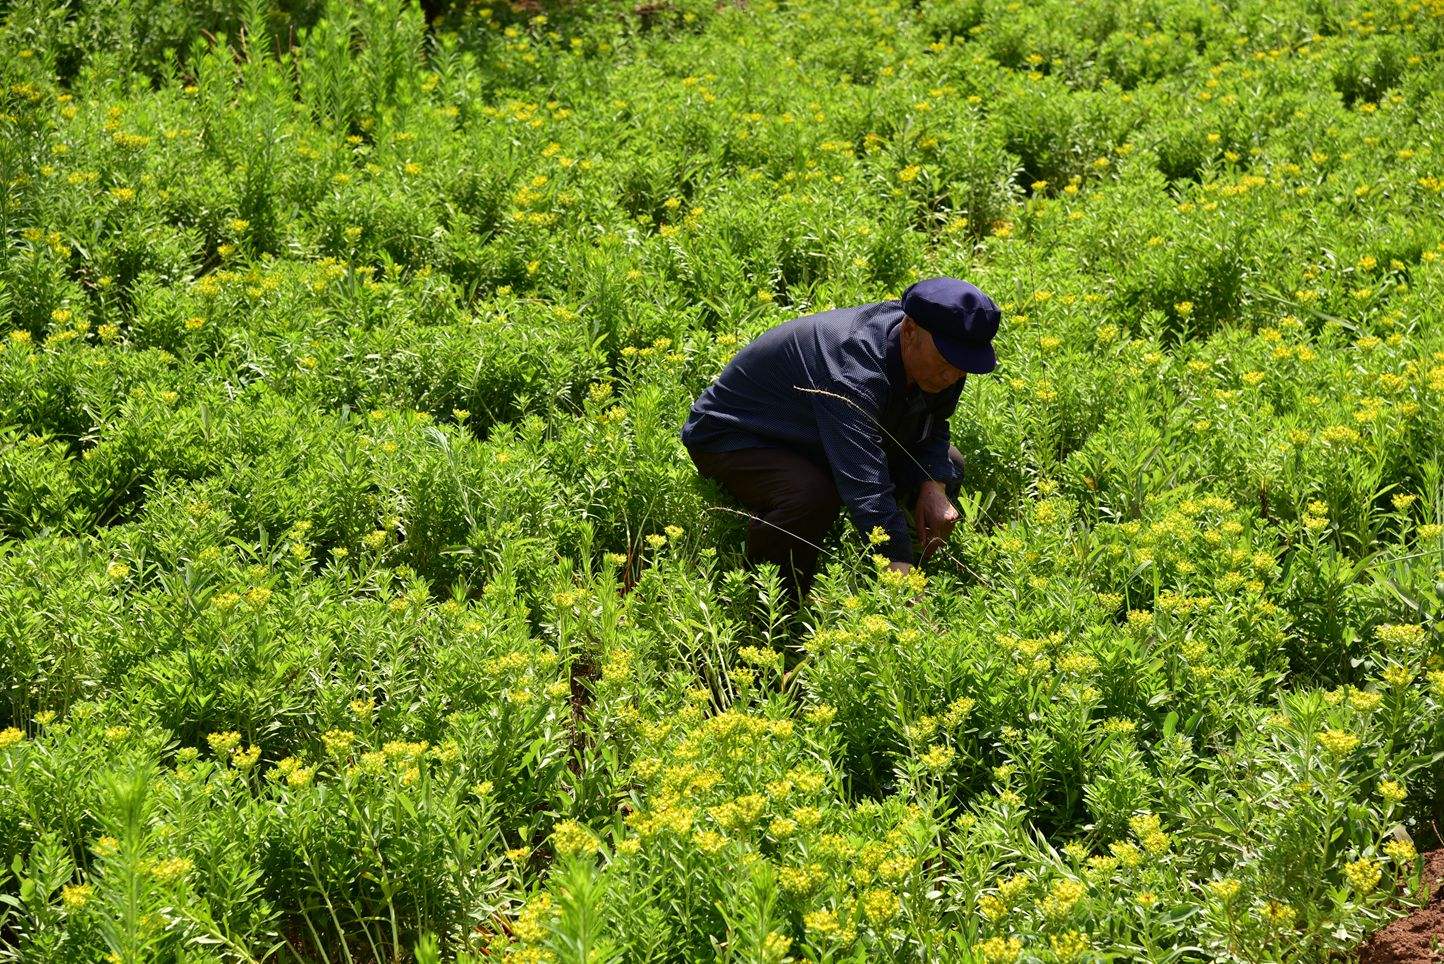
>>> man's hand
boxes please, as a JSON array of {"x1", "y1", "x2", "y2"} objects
[{"x1": 914, "y1": 480, "x2": 959, "y2": 563}]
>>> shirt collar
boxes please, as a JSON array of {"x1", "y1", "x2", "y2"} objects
[{"x1": 885, "y1": 317, "x2": 909, "y2": 390}]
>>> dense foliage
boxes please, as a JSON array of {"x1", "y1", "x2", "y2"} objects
[{"x1": 1, "y1": 0, "x2": 1443, "y2": 959}]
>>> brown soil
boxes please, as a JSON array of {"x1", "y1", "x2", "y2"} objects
[{"x1": 1359, "y1": 850, "x2": 1444, "y2": 963}]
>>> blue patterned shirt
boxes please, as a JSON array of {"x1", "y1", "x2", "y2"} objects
[{"x1": 681, "y1": 300, "x2": 965, "y2": 564}]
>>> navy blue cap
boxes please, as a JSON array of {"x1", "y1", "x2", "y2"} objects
[{"x1": 900, "y1": 277, "x2": 1001, "y2": 374}]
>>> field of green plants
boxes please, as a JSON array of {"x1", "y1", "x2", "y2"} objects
[{"x1": 2, "y1": 0, "x2": 1443, "y2": 959}]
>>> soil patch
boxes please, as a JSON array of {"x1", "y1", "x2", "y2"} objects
[{"x1": 1359, "y1": 850, "x2": 1444, "y2": 963}]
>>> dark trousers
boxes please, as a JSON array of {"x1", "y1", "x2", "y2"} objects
[{"x1": 687, "y1": 444, "x2": 966, "y2": 602}]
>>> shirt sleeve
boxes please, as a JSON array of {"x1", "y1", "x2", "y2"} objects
[{"x1": 807, "y1": 382, "x2": 914, "y2": 565}]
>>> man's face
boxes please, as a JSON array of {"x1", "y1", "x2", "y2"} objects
[{"x1": 901, "y1": 317, "x2": 968, "y2": 394}]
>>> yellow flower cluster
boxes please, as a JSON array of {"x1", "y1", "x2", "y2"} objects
[
  {"x1": 759, "y1": 931, "x2": 791, "y2": 962},
  {"x1": 625, "y1": 791, "x2": 697, "y2": 840},
  {"x1": 861, "y1": 887, "x2": 899, "y2": 923},
  {"x1": 1206, "y1": 877, "x2": 1241, "y2": 902},
  {"x1": 146, "y1": 856, "x2": 194, "y2": 883},
  {"x1": 1317, "y1": 727, "x2": 1360, "y2": 756},
  {"x1": 1383, "y1": 839, "x2": 1417, "y2": 863},
  {"x1": 803, "y1": 908, "x2": 855, "y2": 944},
  {"x1": 1343, "y1": 857, "x2": 1381, "y2": 894},
  {"x1": 710, "y1": 793, "x2": 767, "y2": 832},
  {"x1": 738, "y1": 645, "x2": 783, "y2": 672},
  {"x1": 510, "y1": 893, "x2": 555, "y2": 944},
  {"x1": 978, "y1": 935, "x2": 1022, "y2": 963},
  {"x1": 1374, "y1": 623, "x2": 1425, "y2": 649},
  {"x1": 550, "y1": 819, "x2": 599, "y2": 859},
  {"x1": 1129, "y1": 813, "x2": 1170, "y2": 855},
  {"x1": 1262, "y1": 899, "x2": 1296, "y2": 927},
  {"x1": 1041, "y1": 877, "x2": 1087, "y2": 918},
  {"x1": 272, "y1": 756, "x2": 315, "y2": 788},
  {"x1": 779, "y1": 862, "x2": 826, "y2": 896},
  {"x1": 1050, "y1": 929, "x2": 1091, "y2": 960}
]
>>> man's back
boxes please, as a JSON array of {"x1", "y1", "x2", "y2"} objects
[{"x1": 681, "y1": 301, "x2": 906, "y2": 460}]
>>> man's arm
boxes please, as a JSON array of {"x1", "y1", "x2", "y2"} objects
[
  {"x1": 807, "y1": 385, "x2": 914, "y2": 566},
  {"x1": 910, "y1": 387, "x2": 966, "y2": 561}
]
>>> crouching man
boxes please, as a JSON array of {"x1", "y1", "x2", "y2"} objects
[{"x1": 680, "y1": 276, "x2": 1002, "y2": 603}]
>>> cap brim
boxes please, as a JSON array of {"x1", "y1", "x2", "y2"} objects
[{"x1": 934, "y1": 335, "x2": 997, "y2": 374}]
